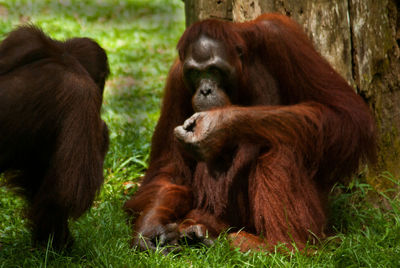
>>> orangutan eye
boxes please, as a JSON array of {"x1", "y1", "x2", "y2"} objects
[
  {"x1": 187, "y1": 68, "x2": 200, "y2": 81},
  {"x1": 206, "y1": 66, "x2": 222, "y2": 79}
]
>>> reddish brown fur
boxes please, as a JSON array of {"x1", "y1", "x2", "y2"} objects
[
  {"x1": 125, "y1": 14, "x2": 376, "y2": 251},
  {"x1": 0, "y1": 26, "x2": 110, "y2": 248}
]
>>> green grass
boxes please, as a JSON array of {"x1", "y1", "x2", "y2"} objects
[{"x1": 0, "y1": 0, "x2": 400, "y2": 267}]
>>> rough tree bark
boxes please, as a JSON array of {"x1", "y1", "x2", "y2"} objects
[{"x1": 183, "y1": 0, "x2": 400, "y2": 186}]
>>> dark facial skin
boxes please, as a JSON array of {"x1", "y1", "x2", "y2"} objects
[{"x1": 182, "y1": 36, "x2": 236, "y2": 112}]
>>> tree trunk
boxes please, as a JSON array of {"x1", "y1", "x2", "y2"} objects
[
  {"x1": 184, "y1": 0, "x2": 400, "y2": 184},
  {"x1": 184, "y1": 0, "x2": 233, "y2": 27}
]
